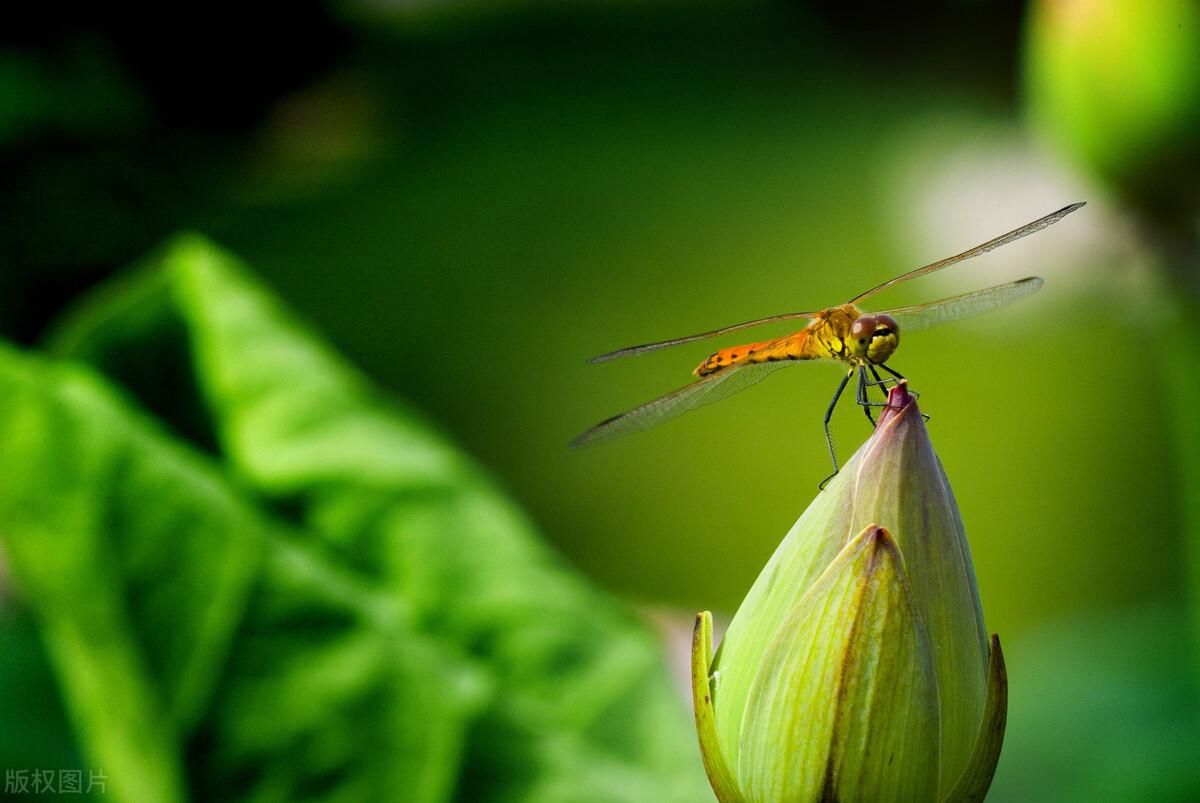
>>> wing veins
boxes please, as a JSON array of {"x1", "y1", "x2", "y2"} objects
[
  {"x1": 848, "y1": 201, "x2": 1084, "y2": 305},
  {"x1": 876, "y1": 276, "x2": 1044, "y2": 333},
  {"x1": 571, "y1": 360, "x2": 795, "y2": 446}
]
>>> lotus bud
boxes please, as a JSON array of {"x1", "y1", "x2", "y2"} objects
[{"x1": 692, "y1": 383, "x2": 1007, "y2": 803}]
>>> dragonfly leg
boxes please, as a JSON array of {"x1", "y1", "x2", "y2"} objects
[
  {"x1": 819, "y1": 370, "x2": 853, "y2": 490},
  {"x1": 877, "y1": 363, "x2": 931, "y2": 421},
  {"x1": 857, "y1": 365, "x2": 877, "y2": 428},
  {"x1": 859, "y1": 365, "x2": 892, "y2": 404},
  {"x1": 865, "y1": 365, "x2": 908, "y2": 411},
  {"x1": 877, "y1": 362, "x2": 908, "y2": 385},
  {"x1": 867, "y1": 364, "x2": 893, "y2": 389}
]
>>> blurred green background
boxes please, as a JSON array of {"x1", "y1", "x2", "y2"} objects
[{"x1": 1, "y1": 1, "x2": 1198, "y2": 801}]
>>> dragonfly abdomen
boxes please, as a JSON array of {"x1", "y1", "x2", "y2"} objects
[{"x1": 694, "y1": 331, "x2": 816, "y2": 376}]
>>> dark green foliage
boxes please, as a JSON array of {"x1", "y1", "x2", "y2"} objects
[{"x1": 0, "y1": 236, "x2": 707, "y2": 803}]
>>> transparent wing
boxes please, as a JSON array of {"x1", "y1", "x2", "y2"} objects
[
  {"x1": 571, "y1": 360, "x2": 797, "y2": 446},
  {"x1": 848, "y1": 202, "x2": 1084, "y2": 305},
  {"x1": 876, "y1": 276, "x2": 1044, "y2": 334},
  {"x1": 588, "y1": 311, "x2": 820, "y2": 363}
]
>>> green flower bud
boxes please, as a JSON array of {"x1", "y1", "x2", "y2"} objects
[
  {"x1": 1025, "y1": 0, "x2": 1200, "y2": 216},
  {"x1": 692, "y1": 384, "x2": 1007, "y2": 803}
]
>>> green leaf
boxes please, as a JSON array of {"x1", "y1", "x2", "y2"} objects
[
  {"x1": 0, "y1": 343, "x2": 237, "y2": 803},
  {"x1": 0, "y1": 609, "x2": 88, "y2": 789},
  {"x1": 0, "y1": 233, "x2": 707, "y2": 802},
  {"x1": 0, "y1": 339, "x2": 482, "y2": 802}
]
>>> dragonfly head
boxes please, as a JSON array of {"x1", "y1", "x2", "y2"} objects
[{"x1": 849, "y1": 313, "x2": 900, "y2": 364}]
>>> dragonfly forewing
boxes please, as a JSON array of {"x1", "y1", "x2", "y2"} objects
[
  {"x1": 848, "y1": 202, "x2": 1083, "y2": 305},
  {"x1": 588, "y1": 311, "x2": 820, "y2": 363}
]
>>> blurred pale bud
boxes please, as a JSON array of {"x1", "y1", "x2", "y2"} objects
[
  {"x1": 1025, "y1": 0, "x2": 1200, "y2": 218},
  {"x1": 691, "y1": 384, "x2": 1007, "y2": 802}
]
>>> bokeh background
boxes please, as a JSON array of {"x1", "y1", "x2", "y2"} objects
[{"x1": 2, "y1": 1, "x2": 1199, "y2": 801}]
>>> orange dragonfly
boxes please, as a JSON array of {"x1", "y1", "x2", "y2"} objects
[{"x1": 573, "y1": 202, "x2": 1085, "y2": 478}]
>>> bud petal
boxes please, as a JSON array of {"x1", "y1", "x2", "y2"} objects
[
  {"x1": 691, "y1": 611, "x2": 747, "y2": 803},
  {"x1": 735, "y1": 525, "x2": 940, "y2": 802},
  {"x1": 942, "y1": 635, "x2": 1009, "y2": 803},
  {"x1": 850, "y1": 389, "x2": 989, "y2": 789}
]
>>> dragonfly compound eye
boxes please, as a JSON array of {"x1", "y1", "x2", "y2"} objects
[
  {"x1": 875, "y1": 314, "x2": 899, "y2": 338},
  {"x1": 867, "y1": 314, "x2": 900, "y2": 363},
  {"x1": 848, "y1": 315, "x2": 881, "y2": 357}
]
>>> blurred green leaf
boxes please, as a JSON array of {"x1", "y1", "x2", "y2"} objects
[
  {"x1": 0, "y1": 608, "x2": 90, "y2": 798},
  {"x1": 0, "y1": 235, "x2": 707, "y2": 802}
]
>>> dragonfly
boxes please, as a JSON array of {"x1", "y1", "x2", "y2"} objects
[{"x1": 572, "y1": 202, "x2": 1085, "y2": 480}]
